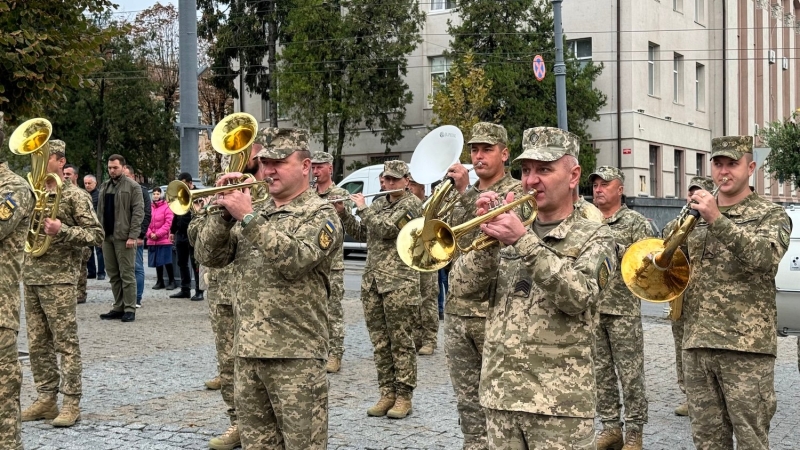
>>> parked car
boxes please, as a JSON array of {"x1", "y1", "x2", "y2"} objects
[{"x1": 776, "y1": 204, "x2": 800, "y2": 336}]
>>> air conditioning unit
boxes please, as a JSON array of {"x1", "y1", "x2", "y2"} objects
[
  {"x1": 769, "y1": 50, "x2": 777, "y2": 64},
  {"x1": 783, "y1": 57, "x2": 790, "y2": 70}
]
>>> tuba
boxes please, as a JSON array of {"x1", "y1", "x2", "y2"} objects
[{"x1": 9, "y1": 118, "x2": 63, "y2": 256}]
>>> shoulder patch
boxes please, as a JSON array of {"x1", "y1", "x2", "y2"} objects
[
  {"x1": 319, "y1": 220, "x2": 335, "y2": 250},
  {"x1": 597, "y1": 257, "x2": 613, "y2": 290},
  {"x1": 395, "y1": 210, "x2": 416, "y2": 230},
  {"x1": 0, "y1": 193, "x2": 18, "y2": 221},
  {"x1": 779, "y1": 223, "x2": 791, "y2": 248}
]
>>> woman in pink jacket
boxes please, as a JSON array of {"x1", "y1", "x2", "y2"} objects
[{"x1": 147, "y1": 187, "x2": 176, "y2": 290}]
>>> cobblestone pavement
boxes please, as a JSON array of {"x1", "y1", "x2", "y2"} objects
[{"x1": 17, "y1": 259, "x2": 800, "y2": 449}]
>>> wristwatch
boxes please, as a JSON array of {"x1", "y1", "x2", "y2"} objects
[{"x1": 241, "y1": 212, "x2": 255, "y2": 228}]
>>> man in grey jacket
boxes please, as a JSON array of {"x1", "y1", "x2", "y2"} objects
[{"x1": 98, "y1": 154, "x2": 145, "y2": 322}]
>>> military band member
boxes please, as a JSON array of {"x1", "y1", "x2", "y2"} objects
[
  {"x1": 474, "y1": 127, "x2": 615, "y2": 449},
  {"x1": 21, "y1": 140, "x2": 104, "y2": 428},
  {"x1": 63, "y1": 163, "x2": 93, "y2": 304},
  {"x1": 0, "y1": 119, "x2": 35, "y2": 450},
  {"x1": 572, "y1": 186, "x2": 603, "y2": 223},
  {"x1": 590, "y1": 166, "x2": 652, "y2": 450},
  {"x1": 334, "y1": 160, "x2": 423, "y2": 419},
  {"x1": 195, "y1": 128, "x2": 341, "y2": 449},
  {"x1": 444, "y1": 122, "x2": 522, "y2": 449},
  {"x1": 683, "y1": 136, "x2": 790, "y2": 450},
  {"x1": 311, "y1": 151, "x2": 349, "y2": 373},
  {"x1": 407, "y1": 175, "x2": 439, "y2": 356}
]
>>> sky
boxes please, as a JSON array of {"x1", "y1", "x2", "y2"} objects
[{"x1": 112, "y1": 0, "x2": 176, "y2": 14}]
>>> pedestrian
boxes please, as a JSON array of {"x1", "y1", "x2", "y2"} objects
[
  {"x1": 98, "y1": 154, "x2": 145, "y2": 322},
  {"x1": 63, "y1": 164, "x2": 94, "y2": 304},
  {"x1": 195, "y1": 127, "x2": 342, "y2": 449},
  {"x1": 590, "y1": 166, "x2": 653, "y2": 450},
  {"x1": 682, "y1": 136, "x2": 790, "y2": 449},
  {"x1": 21, "y1": 140, "x2": 104, "y2": 428},
  {"x1": 123, "y1": 164, "x2": 151, "y2": 307},
  {"x1": 170, "y1": 172, "x2": 203, "y2": 301},
  {"x1": 0, "y1": 118, "x2": 36, "y2": 449},
  {"x1": 334, "y1": 159, "x2": 423, "y2": 419},
  {"x1": 83, "y1": 174, "x2": 106, "y2": 281},
  {"x1": 147, "y1": 186, "x2": 175, "y2": 290},
  {"x1": 407, "y1": 175, "x2": 439, "y2": 356},
  {"x1": 475, "y1": 127, "x2": 615, "y2": 449}
]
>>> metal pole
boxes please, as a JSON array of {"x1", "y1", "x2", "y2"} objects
[
  {"x1": 178, "y1": 0, "x2": 199, "y2": 177},
  {"x1": 552, "y1": 0, "x2": 568, "y2": 131}
]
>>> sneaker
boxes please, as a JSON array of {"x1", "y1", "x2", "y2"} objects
[
  {"x1": 100, "y1": 310, "x2": 124, "y2": 320},
  {"x1": 191, "y1": 291, "x2": 204, "y2": 301},
  {"x1": 170, "y1": 290, "x2": 191, "y2": 299},
  {"x1": 209, "y1": 424, "x2": 240, "y2": 450},
  {"x1": 121, "y1": 312, "x2": 136, "y2": 322},
  {"x1": 152, "y1": 281, "x2": 166, "y2": 290},
  {"x1": 135, "y1": 304, "x2": 141, "y2": 309}
]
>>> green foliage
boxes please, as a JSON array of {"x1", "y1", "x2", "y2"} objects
[
  {"x1": 276, "y1": 0, "x2": 424, "y2": 179},
  {"x1": 758, "y1": 110, "x2": 800, "y2": 189},
  {"x1": 0, "y1": 0, "x2": 120, "y2": 120},
  {"x1": 447, "y1": 0, "x2": 606, "y2": 186}
]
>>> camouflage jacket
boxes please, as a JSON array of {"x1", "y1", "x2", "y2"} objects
[
  {"x1": 598, "y1": 204, "x2": 653, "y2": 315},
  {"x1": 316, "y1": 184, "x2": 350, "y2": 272},
  {"x1": 0, "y1": 163, "x2": 35, "y2": 331},
  {"x1": 338, "y1": 191, "x2": 422, "y2": 294},
  {"x1": 478, "y1": 210, "x2": 616, "y2": 418},
  {"x1": 447, "y1": 174, "x2": 523, "y2": 317},
  {"x1": 194, "y1": 189, "x2": 343, "y2": 359},
  {"x1": 683, "y1": 193, "x2": 790, "y2": 356},
  {"x1": 189, "y1": 212, "x2": 237, "y2": 306},
  {"x1": 24, "y1": 182, "x2": 104, "y2": 285},
  {"x1": 574, "y1": 196, "x2": 604, "y2": 223}
]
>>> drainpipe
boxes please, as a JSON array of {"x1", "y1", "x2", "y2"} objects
[{"x1": 616, "y1": 0, "x2": 622, "y2": 167}]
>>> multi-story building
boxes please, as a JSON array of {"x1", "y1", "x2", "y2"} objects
[{"x1": 233, "y1": 0, "x2": 799, "y2": 202}]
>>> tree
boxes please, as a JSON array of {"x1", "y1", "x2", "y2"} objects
[
  {"x1": 276, "y1": 0, "x2": 425, "y2": 179},
  {"x1": 0, "y1": 0, "x2": 119, "y2": 120},
  {"x1": 758, "y1": 110, "x2": 800, "y2": 189},
  {"x1": 447, "y1": 0, "x2": 606, "y2": 186},
  {"x1": 131, "y1": 2, "x2": 180, "y2": 114}
]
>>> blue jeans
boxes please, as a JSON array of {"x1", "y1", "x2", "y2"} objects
[
  {"x1": 437, "y1": 268, "x2": 449, "y2": 315},
  {"x1": 87, "y1": 246, "x2": 105, "y2": 277},
  {"x1": 135, "y1": 245, "x2": 144, "y2": 304}
]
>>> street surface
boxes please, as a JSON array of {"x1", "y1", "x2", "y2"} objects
[{"x1": 18, "y1": 252, "x2": 800, "y2": 449}]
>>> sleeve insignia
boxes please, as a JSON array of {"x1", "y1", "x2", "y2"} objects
[
  {"x1": 598, "y1": 257, "x2": 612, "y2": 290},
  {"x1": 319, "y1": 220, "x2": 335, "y2": 250},
  {"x1": 0, "y1": 194, "x2": 18, "y2": 221},
  {"x1": 513, "y1": 279, "x2": 531, "y2": 297},
  {"x1": 395, "y1": 210, "x2": 416, "y2": 230},
  {"x1": 779, "y1": 223, "x2": 791, "y2": 248}
]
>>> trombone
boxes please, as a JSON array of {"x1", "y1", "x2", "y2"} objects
[
  {"x1": 166, "y1": 177, "x2": 272, "y2": 216},
  {"x1": 327, "y1": 189, "x2": 404, "y2": 203}
]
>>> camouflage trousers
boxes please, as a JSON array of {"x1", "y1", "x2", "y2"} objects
[
  {"x1": 485, "y1": 409, "x2": 595, "y2": 450},
  {"x1": 362, "y1": 279, "x2": 418, "y2": 395},
  {"x1": 0, "y1": 328, "x2": 22, "y2": 450},
  {"x1": 413, "y1": 271, "x2": 440, "y2": 349},
  {"x1": 594, "y1": 313, "x2": 648, "y2": 430},
  {"x1": 76, "y1": 247, "x2": 91, "y2": 300},
  {"x1": 444, "y1": 314, "x2": 487, "y2": 450},
  {"x1": 24, "y1": 284, "x2": 82, "y2": 397},
  {"x1": 328, "y1": 269, "x2": 345, "y2": 358},
  {"x1": 234, "y1": 357, "x2": 327, "y2": 450},
  {"x1": 671, "y1": 316, "x2": 685, "y2": 393},
  {"x1": 209, "y1": 298, "x2": 236, "y2": 424},
  {"x1": 684, "y1": 348, "x2": 776, "y2": 450}
]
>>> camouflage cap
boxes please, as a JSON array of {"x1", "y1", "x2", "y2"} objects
[
  {"x1": 311, "y1": 151, "x2": 333, "y2": 164},
  {"x1": 710, "y1": 135, "x2": 753, "y2": 161},
  {"x1": 49, "y1": 139, "x2": 66, "y2": 156},
  {"x1": 688, "y1": 176, "x2": 715, "y2": 192},
  {"x1": 514, "y1": 127, "x2": 580, "y2": 163},
  {"x1": 254, "y1": 127, "x2": 310, "y2": 159},
  {"x1": 467, "y1": 122, "x2": 508, "y2": 146},
  {"x1": 588, "y1": 166, "x2": 624, "y2": 183},
  {"x1": 383, "y1": 160, "x2": 409, "y2": 179}
]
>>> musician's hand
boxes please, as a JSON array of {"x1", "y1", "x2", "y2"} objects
[
  {"x1": 333, "y1": 199, "x2": 346, "y2": 213},
  {"x1": 43, "y1": 217, "x2": 62, "y2": 236},
  {"x1": 475, "y1": 191, "x2": 507, "y2": 216},
  {"x1": 126, "y1": 238, "x2": 135, "y2": 249},
  {"x1": 351, "y1": 193, "x2": 366, "y2": 208},
  {"x1": 480, "y1": 205, "x2": 526, "y2": 246},
  {"x1": 192, "y1": 198, "x2": 206, "y2": 213},
  {"x1": 689, "y1": 189, "x2": 721, "y2": 224},
  {"x1": 447, "y1": 163, "x2": 470, "y2": 194},
  {"x1": 215, "y1": 172, "x2": 244, "y2": 187},
  {"x1": 215, "y1": 187, "x2": 252, "y2": 221}
]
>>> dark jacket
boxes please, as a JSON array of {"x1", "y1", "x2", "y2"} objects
[
  {"x1": 170, "y1": 211, "x2": 192, "y2": 243},
  {"x1": 138, "y1": 184, "x2": 152, "y2": 240},
  {"x1": 89, "y1": 188, "x2": 99, "y2": 211}
]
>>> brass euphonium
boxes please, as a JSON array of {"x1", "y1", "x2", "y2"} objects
[{"x1": 9, "y1": 118, "x2": 62, "y2": 256}]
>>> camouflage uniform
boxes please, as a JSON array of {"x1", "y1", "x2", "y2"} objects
[
  {"x1": 75, "y1": 186, "x2": 94, "y2": 302},
  {"x1": 574, "y1": 196, "x2": 603, "y2": 223},
  {"x1": 338, "y1": 160, "x2": 423, "y2": 401},
  {"x1": 445, "y1": 122, "x2": 522, "y2": 450},
  {"x1": 479, "y1": 127, "x2": 616, "y2": 450},
  {"x1": 23, "y1": 141, "x2": 103, "y2": 417},
  {"x1": 589, "y1": 166, "x2": 652, "y2": 434},
  {"x1": 195, "y1": 128, "x2": 342, "y2": 449},
  {"x1": 415, "y1": 271, "x2": 439, "y2": 350},
  {"x1": 0, "y1": 158, "x2": 35, "y2": 450},
  {"x1": 683, "y1": 136, "x2": 790, "y2": 450}
]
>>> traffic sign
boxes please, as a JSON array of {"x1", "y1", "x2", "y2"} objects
[{"x1": 533, "y1": 55, "x2": 546, "y2": 81}]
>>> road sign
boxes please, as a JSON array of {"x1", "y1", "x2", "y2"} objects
[
  {"x1": 623, "y1": 148, "x2": 632, "y2": 155},
  {"x1": 533, "y1": 55, "x2": 546, "y2": 81}
]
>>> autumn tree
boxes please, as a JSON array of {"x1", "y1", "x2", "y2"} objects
[
  {"x1": 131, "y1": 2, "x2": 180, "y2": 113},
  {"x1": 758, "y1": 110, "x2": 800, "y2": 189}
]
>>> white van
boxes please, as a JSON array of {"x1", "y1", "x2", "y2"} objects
[
  {"x1": 337, "y1": 163, "x2": 478, "y2": 255},
  {"x1": 776, "y1": 204, "x2": 800, "y2": 336}
]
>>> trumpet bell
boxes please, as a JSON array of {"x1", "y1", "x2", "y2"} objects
[
  {"x1": 211, "y1": 113, "x2": 258, "y2": 155},
  {"x1": 9, "y1": 118, "x2": 52, "y2": 155},
  {"x1": 621, "y1": 238, "x2": 690, "y2": 303},
  {"x1": 396, "y1": 218, "x2": 451, "y2": 272}
]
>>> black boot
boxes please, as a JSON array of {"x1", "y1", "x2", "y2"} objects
[
  {"x1": 191, "y1": 290, "x2": 204, "y2": 301},
  {"x1": 165, "y1": 280, "x2": 178, "y2": 290},
  {"x1": 152, "y1": 281, "x2": 165, "y2": 290},
  {"x1": 121, "y1": 312, "x2": 136, "y2": 322},
  {"x1": 170, "y1": 289, "x2": 191, "y2": 299},
  {"x1": 100, "y1": 310, "x2": 124, "y2": 320}
]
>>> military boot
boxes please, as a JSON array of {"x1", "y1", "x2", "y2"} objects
[
  {"x1": 386, "y1": 393, "x2": 412, "y2": 419},
  {"x1": 674, "y1": 402, "x2": 689, "y2": 416},
  {"x1": 366, "y1": 391, "x2": 396, "y2": 417},
  {"x1": 52, "y1": 395, "x2": 80, "y2": 427},
  {"x1": 209, "y1": 424, "x2": 241, "y2": 450},
  {"x1": 21, "y1": 394, "x2": 58, "y2": 422},
  {"x1": 205, "y1": 376, "x2": 221, "y2": 390},
  {"x1": 596, "y1": 426, "x2": 624, "y2": 450},
  {"x1": 418, "y1": 343, "x2": 435, "y2": 355},
  {"x1": 325, "y1": 356, "x2": 341, "y2": 373},
  {"x1": 621, "y1": 429, "x2": 642, "y2": 450}
]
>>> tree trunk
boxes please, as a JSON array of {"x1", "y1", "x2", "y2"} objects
[{"x1": 335, "y1": 113, "x2": 346, "y2": 181}]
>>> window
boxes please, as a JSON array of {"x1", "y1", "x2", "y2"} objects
[
  {"x1": 567, "y1": 38, "x2": 593, "y2": 69},
  {"x1": 695, "y1": 0, "x2": 705, "y2": 23},
  {"x1": 673, "y1": 0, "x2": 683, "y2": 12},
  {"x1": 695, "y1": 152, "x2": 704, "y2": 176},
  {"x1": 261, "y1": 97, "x2": 286, "y2": 121},
  {"x1": 674, "y1": 150, "x2": 684, "y2": 196},
  {"x1": 431, "y1": 0, "x2": 454, "y2": 11},
  {"x1": 695, "y1": 63, "x2": 705, "y2": 110},
  {"x1": 764, "y1": 171, "x2": 771, "y2": 195},
  {"x1": 340, "y1": 181, "x2": 364, "y2": 194},
  {"x1": 430, "y1": 56, "x2": 452, "y2": 95},
  {"x1": 648, "y1": 43, "x2": 660, "y2": 96},
  {"x1": 673, "y1": 53, "x2": 684, "y2": 104},
  {"x1": 649, "y1": 145, "x2": 660, "y2": 196}
]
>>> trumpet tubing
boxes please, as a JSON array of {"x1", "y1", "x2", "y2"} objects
[
  {"x1": 327, "y1": 189, "x2": 404, "y2": 203},
  {"x1": 166, "y1": 177, "x2": 271, "y2": 215}
]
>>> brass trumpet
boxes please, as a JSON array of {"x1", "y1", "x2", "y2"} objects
[{"x1": 166, "y1": 176, "x2": 271, "y2": 216}]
